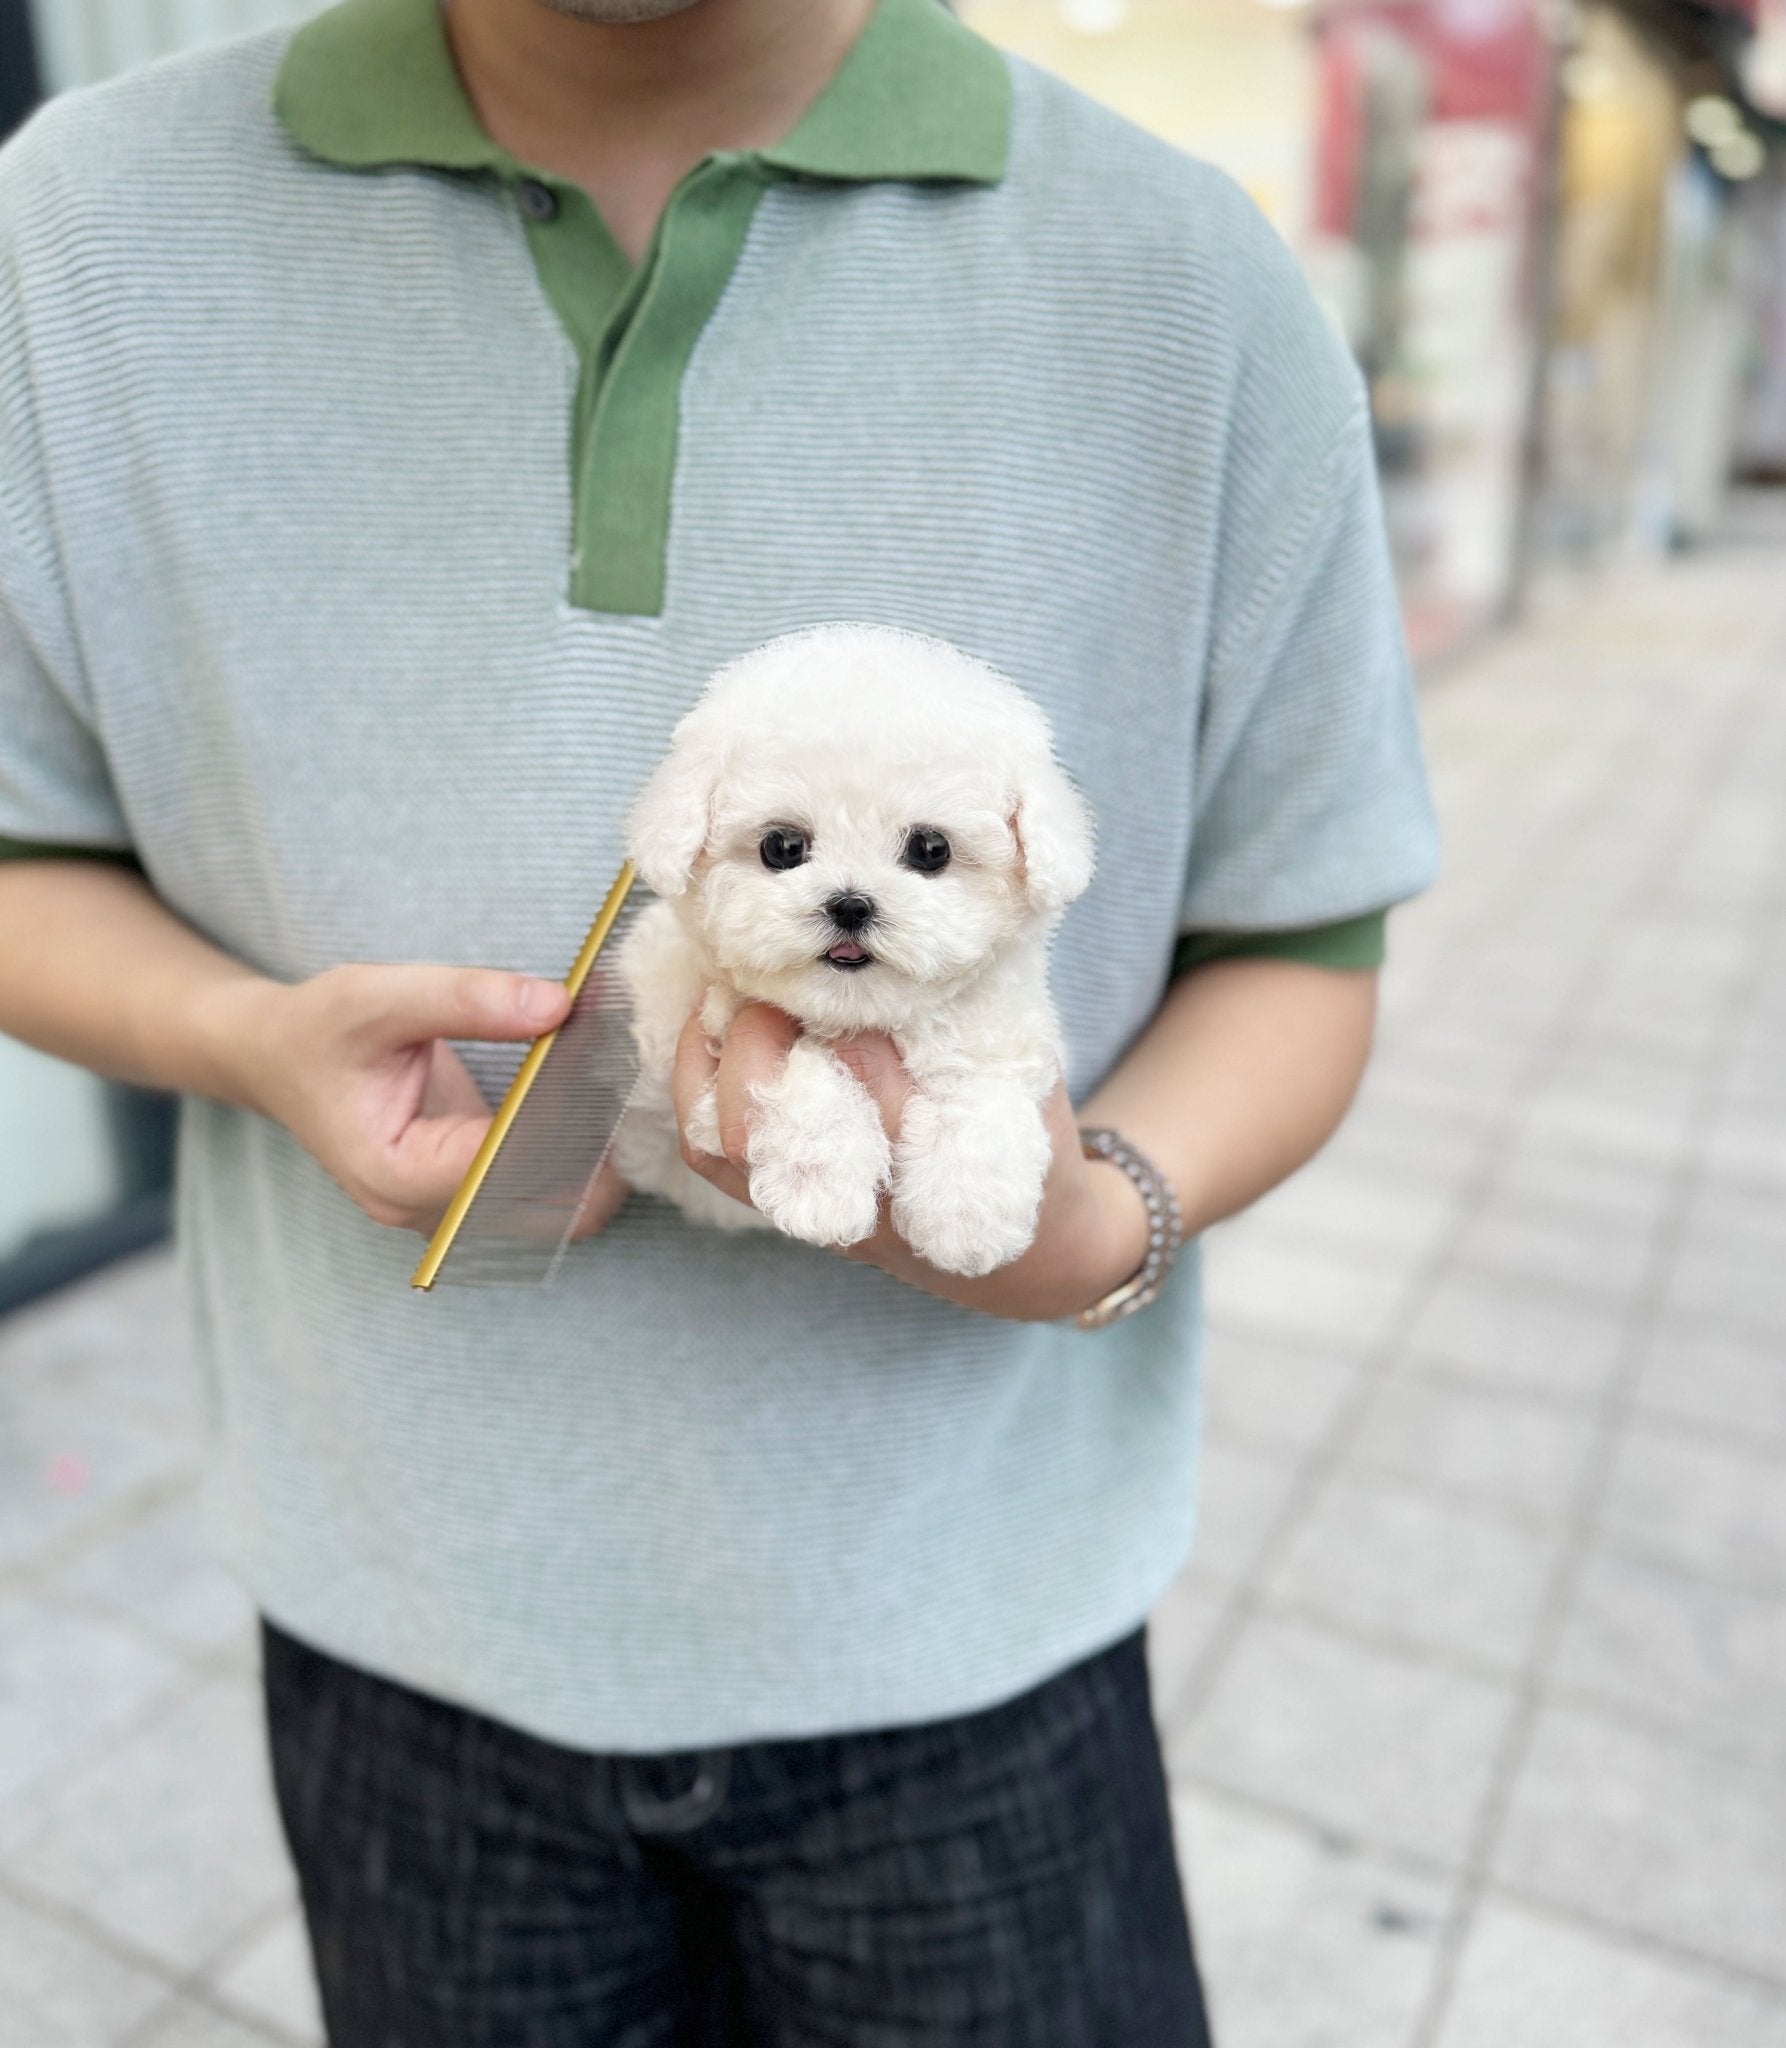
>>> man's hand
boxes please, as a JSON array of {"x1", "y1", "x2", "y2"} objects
[
  {"x1": 0, "y1": 862, "x2": 640, "y2": 1241},
  {"x1": 670, "y1": 1004, "x2": 1151, "y2": 1321},
  {"x1": 668, "y1": 952, "x2": 1380, "y2": 1323},
  {"x1": 217, "y1": 963, "x2": 628, "y2": 1238}
]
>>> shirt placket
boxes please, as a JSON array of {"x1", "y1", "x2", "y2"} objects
[{"x1": 505, "y1": 154, "x2": 771, "y2": 620}]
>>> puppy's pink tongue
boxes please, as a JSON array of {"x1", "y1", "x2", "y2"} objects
[{"x1": 828, "y1": 940, "x2": 870, "y2": 963}]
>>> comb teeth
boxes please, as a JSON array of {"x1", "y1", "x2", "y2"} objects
[
  {"x1": 414, "y1": 866, "x2": 643, "y2": 1290},
  {"x1": 431, "y1": 966, "x2": 642, "y2": 1287}
]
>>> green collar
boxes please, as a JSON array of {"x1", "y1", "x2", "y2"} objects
[{"x1": 274, "y1": 0, "x2": 1010, "y2": 186}]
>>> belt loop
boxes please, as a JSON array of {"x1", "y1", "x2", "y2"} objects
[{"x1": 619, "y1": 1748, "x2": 732, "y2": 1835}]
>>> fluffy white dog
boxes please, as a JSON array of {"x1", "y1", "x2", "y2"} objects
[{"x1": 611, "y1": 625, "x2": 1095, "y2": 1276}]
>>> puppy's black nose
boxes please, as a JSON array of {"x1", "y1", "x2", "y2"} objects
[{"x1": 826, "y1": 891, "x2": 874, "y2": 933}]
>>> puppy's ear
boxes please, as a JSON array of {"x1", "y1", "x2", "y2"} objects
[
  {"x1": 1010, "y1": 753, "x2": 1095, "y2": 914},
  {"x1": 628, "y1": 726, "x2": 722, "y2": 899}
]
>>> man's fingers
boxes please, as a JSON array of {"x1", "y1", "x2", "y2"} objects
[
  {"x1": 832, "y1": 1032, "x2": 911, "y2": 1141},
  {"x1": 349, "y1": 963, "x2": 570, "y2": 1050},
  {"x1": 567, "y1": 1158, "x2": 630, "y2": 1243},
  {"x1": 670, "y1": 1010, "x2": 755, "y2": 1206},
  {"x1": 377, "y1": 1117, "x2": 632, "y2": 1244},
  {"x1": 671, "y1": 1009, "x2": 722, "y2": 1163},
  {"x1": 371, "y1": 1110, "x2": 494, "y2": 1231},
  {"x1": 713, "y1": 1004, "x2": 800, "y2": 1168},
  {"x1": 421, "y1": 1040, "x2": 493, "y2": 1119}
]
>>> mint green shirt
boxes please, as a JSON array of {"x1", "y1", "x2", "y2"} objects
[{"x1": 0, "y1": 0, "x2": 1435, "y2": 1746}]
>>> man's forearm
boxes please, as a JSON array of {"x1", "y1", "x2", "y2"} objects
[
  {"x1": 0, "y1": 859, "x2": 267, "y2": 1104},
  {"x1": 1081, "y1": 955, "x2": 1379, "y2": 1239},
  {"x1": 0, "y1": 858, "x2": 577, "y2": 1235}
]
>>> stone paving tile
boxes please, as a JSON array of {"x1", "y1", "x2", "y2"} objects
[
  {"x1": 206, "y1": 1908, "x2": 325, "y2": 2046},
  {"x1": 0, "y1": 1375, "x2": 195, "y2": 1578},
  {"x1": 1240, "y1": 1160, "x2": 1462, "y2": 1269},
  {"x1": 1180, "y1": 1612, "x2": 1513, "y2": 1869},
  {"x1": 1350, "y1": 1063, "x2": 1515, "y2": 1140},
  {"x1": 1557, "y1": 1003, "x2": 1725, "y2": 1072},
  {"x1": 1316, "y1": 1109, "x2": 1492, "y2": 1195},
  {"x1": 52, "y1": 1487, "x2": 254, "y2": 1666},
  {"x1": 1586, "y1": 956, "x2": 1749, "y2": 1043},
  {"x1": 1343, "y1": 1378, "x2": 1599, "y2": 1532},
  {"x1": 1633, "y1": 1315, "x2": 1786, "y2": 1451},
  {"x1": 1665, "y1": 1186, "x2": 1786, "y2": 1318},
  {"x1": 1264, "y1": 1476, "x2": 1557, "y2": 1678},
  {"x1": 1447, "y1": 1185, "x2": 1657, "y2": 1303},
  {"x1": 1722, "y1": 1028, "x2": 1786, "y2": 1117},
  {"x1": 1150, "y1": 1569, "x2": 1236, "y2": 1732},
  {"x1": 0, "y1": 1587, "x2": 188, "y2": 1818},
  {"x1": 1201, "y1": 1231, "x2": 1419, "y2": 1353},
  {"x1": 1598, "y1": 915, "x2": 1757, "y2": 995},
  {"x1": 0, "y1": 1250, "x2": 197, "y2": 1441},
  {"x1": 127, "y1": 1994, "x2": 291, "y2": 2047},
  {"x1": 1663, "y1": 1241, "x2": 1786, "y2": 1338},
  {"x1": 3, "y1": 1674, "x2": 296, "y2": 1978},
  {"x1": 1550, "y1": 1551, "x2": 1786, "y2": 1769},
  {"x1": 1486, "y1": 1140, "x2": 1677, "y2": 1228},
  {"x1": 1414, "y1": 962, "x2": 1575, "y2": 1041},
  {"x1": 1372, "y1": 1020, "x2": 1534, "y2": 1102},
  {"x1": 1187, "y1": 1440, "x2": 1304, "y2": 1585},
  {"x1": 1515, "y1": 1077, "x2": 1699, "y2": 1178},
  {"x1": 1700, "y1": 1106, "x2": 1786, "y2": 1200},
  {"x1": 1436, "y1": 1899, "x2": 1786, "y2": 2048},
  {"x1": 0, "y1": 1887, "x2": 171, "y2": 2048},
  {"x1": 1599, "y1": 1423, "x2": 1786, "y2": 1597},
  {"x1": 1404, "y1": 1268, "x2": 1631, "y2": 1405},
  {"x1": 1199, "y1": 1329, "x2": 1363, "y2": 1465},
  {"x1": 1172, "y1": 1788, "x2": 1453, "y2": 2048},
  {"x1": 1675, "y1": 1182, "x2": 1786, "y2": 1265},
  {"x1": 1494, "y1": 1699, "x2": 1786, "y2": 1985}
]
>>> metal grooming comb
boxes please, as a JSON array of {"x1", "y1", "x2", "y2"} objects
[{"x1": 411, "y1": 861, "x2": 642, "y2": 1291}]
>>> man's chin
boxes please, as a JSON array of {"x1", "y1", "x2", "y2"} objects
[{"x1": 531, "y1": 0, "x2": 708, "y2": 24}]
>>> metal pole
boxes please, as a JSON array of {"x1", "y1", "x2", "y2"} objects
[{"x1": 0, "y1": 0, "x2": 39, "y2": 140}]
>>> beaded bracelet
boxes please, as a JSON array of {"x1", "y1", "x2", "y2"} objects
[{"x1": 1074, "y1": 1127, "x2": 1185, "y2": 1330}]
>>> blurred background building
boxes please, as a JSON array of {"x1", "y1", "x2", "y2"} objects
[
  {"x1": 963, "y1": 0, "x2": 1786, "y2": 652},
  {"x1": 0, "y1": 0, "x2": 1781, "y2": 1293}
]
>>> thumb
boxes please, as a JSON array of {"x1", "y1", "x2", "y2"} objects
[{"x1": 352, "y1": 964, "x2": 570, "y2": 1050}]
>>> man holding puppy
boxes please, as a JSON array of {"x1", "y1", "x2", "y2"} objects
[{"x1": 0, "y1": 0, "x2": 1437, "y2": 2038}]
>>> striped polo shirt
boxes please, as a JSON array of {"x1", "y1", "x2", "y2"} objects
[{"x1": 0, "y1": 0, "x2": 1438, "y2": 1748}]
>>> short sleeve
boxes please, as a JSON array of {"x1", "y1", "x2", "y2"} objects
[
  {"x1": 0, "y1": 227, "x2": 133, "y2": 861},
  {"x1": 1180, "y1": 401, "x2": 1440, "y2": 938},
  {"x1": 0, "y1": 557, "x2": 134, "y2": 858}
]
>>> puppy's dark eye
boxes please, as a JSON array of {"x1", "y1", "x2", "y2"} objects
[
  {"x1": 903, "y1": 828, "x2": 951, "y2": 874},
  {"x1": 760, "y1": 826, "x2": 810, "y2": 871}
]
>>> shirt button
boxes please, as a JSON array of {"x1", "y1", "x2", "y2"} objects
[{"x1": 518, "y1": 179, "x2": 559, "y2": 224}]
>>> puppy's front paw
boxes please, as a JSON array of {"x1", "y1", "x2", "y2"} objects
[
  {"x1": 747, "y1": 1042, "x2": 890, "y2": 1249},
  {"x1": 893, "y1": 1089, "x2": 1051, "y2": 1277}
]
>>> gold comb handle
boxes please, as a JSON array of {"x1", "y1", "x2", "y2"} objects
[{"x1": 410, "y1": 860, "x2": 637, "y2": 1292}]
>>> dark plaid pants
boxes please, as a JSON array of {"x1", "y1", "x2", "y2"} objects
[{"x1": 263, "y1": 1619, "x2": 1212, "y2": 2048}]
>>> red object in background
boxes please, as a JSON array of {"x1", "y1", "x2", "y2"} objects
[
  {"x1": 1311, "y1": 0, "x2": 1557, "y2": 660},
  {"x1": 47, "y1": 1451, "x2": 90, "y2": 1494},
  {"x1": 1314, "y1": 19, "x2": 1366, "y2": 243},
  {"x1": 1315, "y1": 0, "x2": 1550, "y2": 241}
]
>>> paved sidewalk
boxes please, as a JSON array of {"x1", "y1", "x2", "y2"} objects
[{"x1": 3, "y1": 504, "x2": 1784, "y2": 2046}]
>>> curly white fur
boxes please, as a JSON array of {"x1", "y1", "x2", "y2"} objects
[{"x1": 612, "y1": 625, "x2": 1095, "y2": 1276}]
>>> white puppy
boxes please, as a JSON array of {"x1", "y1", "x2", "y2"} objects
[{"x1": 612, "y1": 624, "x2": 1094, "y2": 1276}]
